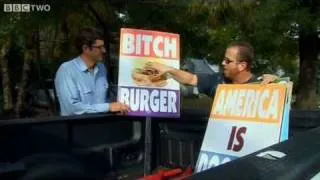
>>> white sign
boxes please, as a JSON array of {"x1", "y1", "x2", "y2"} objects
[{"x1": 195, "y1": 83, "x2": 292, "y2": 173}]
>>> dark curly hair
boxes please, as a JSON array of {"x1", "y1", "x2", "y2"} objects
[{"x1": 75, "y1": 27, "x2": 104, "y2": 54}]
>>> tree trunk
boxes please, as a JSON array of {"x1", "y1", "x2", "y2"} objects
[
  {"x1": 50, "y1": 24, "x2": 59, "y2": 61},
  {"x1": 295, "y1": 31, "x2": 319, "y2": 109},
  {"x1": 34, "y1": 28, "x2": 55, "y2": 116},
  {"x1": 15, "y1": 49, "x2": 33, "y2": 118},
  {"x1": 60, "y1": 14, "x2": 70, "y2": 58},
  {"x1": 0, "y1": 40, "x2": 13, "y2": 114}
]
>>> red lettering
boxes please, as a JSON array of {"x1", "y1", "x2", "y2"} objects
[
  {"x1": 227, "y1": 126, "x2": 247, "y2": 152},
  {"x1": 233, "y1": 127, "x2": 246, "y2": 152},
  {"x1": 227, "y1": 126, "x2": 236, "y2": 150},
  {"x1": 120, "y1": 29, "x2": 180, "y2": 60}
]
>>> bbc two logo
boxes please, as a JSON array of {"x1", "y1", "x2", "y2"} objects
[{"x1": 3, "y1": 4, "x2": 51, "y2": 12}]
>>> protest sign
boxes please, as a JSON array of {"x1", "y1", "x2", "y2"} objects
[
  {"x1": 117, "y1": 28, "x2": 180, "y2": 117},
  {"x1": 195, "y1": 82, "x2": 292, "y2": 173}
]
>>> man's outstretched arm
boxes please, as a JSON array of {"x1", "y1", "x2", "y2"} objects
[
  {"x1": 147, "y1": 62, "x2": 279, "y2": 85},
  {"x1": 146, "y1": 62, "x2": 198, "y2": 86}
]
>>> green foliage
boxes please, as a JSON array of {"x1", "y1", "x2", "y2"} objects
[
  {"x1": 122, "y1": 0, "x2": 312, "y2": 82},
  {"x1": 0, "y1": 0, "x2": 318, "y2": 114},
  {"x1": 121, "y1": 0, "x2": 301, "y2": 78}
]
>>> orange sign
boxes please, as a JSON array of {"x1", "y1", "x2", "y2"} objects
[{"x1": 210, "y1": 84, "x2": 286, "y2": 124}]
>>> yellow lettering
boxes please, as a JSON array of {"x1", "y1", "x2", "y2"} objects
[
  {"x1": 212, "y1": 86, "x2": 283, "y2": 122},
  {"x1": 213, "y1": 90, "x2": 225, "y2": 115},
  {"x1": 235, "y1": 89, "x2": 246, "y2": 116},
  {"x1": 224, "y1": 90, "x2": 238, "y2": 116},
  {"x1": 268, "y1": 90, "x2": 279, "y2": 120},
  {"x1": 242, "y1": 89, "x2": 255, "y2": 117},
  {"x1": 258, "y1": 90, "x2": 270, "y2": 119},
  {"x1": 250, "y1": 90, "x2": 261, "y2": 118}
]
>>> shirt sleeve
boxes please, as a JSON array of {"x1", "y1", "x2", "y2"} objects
[
  {"x1": 54, "y1": 65, "x2": 110, "y2": 116},
  {"x1": 196, "y1": 73, "x2": 222, "y2": 97}
]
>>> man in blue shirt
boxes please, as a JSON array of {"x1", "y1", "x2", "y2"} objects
[{"x1": 54, "y1": 27, "x2": 130, "y2": 116}]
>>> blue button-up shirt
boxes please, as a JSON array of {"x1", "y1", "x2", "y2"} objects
[{"x1": 54, "y1": 56, "x2": 110, "y2": 116}]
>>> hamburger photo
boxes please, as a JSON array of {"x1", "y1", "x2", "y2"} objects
[{"x1": 131, "y1": 62, "x2": 168, "y2": 87}]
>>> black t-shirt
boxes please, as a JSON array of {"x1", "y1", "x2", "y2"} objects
[{"x1": 196, "y1": 73, "x2": 258, "y2": 97}]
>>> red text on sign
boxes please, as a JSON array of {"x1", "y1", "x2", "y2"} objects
[
  {"x1": 120, "y1": 29, "x2": 179, "y2": 60},
  {"x1": 227, "y1": 126, "x2": 247, "y2": 152}
]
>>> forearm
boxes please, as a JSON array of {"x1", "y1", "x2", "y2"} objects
[
  {"x1": 61, "y1": 101, "x2": 110, "y2": 116},
  {"x1": 168, "y1": 68, "x2": 197, "y2": 86},
  {"x1": 75, "y1": 102, "x2": 110, "y2": 114}
]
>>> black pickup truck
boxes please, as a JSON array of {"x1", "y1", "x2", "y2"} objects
[{"x1": 0, "y1": 109, "x2": 319, "y2": 180}]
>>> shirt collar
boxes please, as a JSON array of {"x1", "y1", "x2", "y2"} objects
[
  {"x1": 75, "y1": 56, "x2": 88, "y2": 72},
  {"x1": 222, "y1": 73, "x2": 256, "y2": 84},
  {"x1": 75, "y1": 56, "x2": 100, "y2": 74}
]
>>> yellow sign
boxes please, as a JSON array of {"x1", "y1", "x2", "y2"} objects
[{"x1": 211, "y1": 84, "x2": 286, "y2": 124}]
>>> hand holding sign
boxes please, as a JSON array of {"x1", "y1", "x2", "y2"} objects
[
  {"x1": 258, "y1": 74, "x2": 280, "y2": 85},
  {"x1": 110, "y1": 102, "x2": 131, "y2": 115}
]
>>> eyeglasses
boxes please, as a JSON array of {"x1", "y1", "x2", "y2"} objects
[
  {"x1": 223, "y1": 57, "x2": 237, "y2": 64},
  {"x1": 91, "y1": 45, "x2": 105, "y2": 50}
]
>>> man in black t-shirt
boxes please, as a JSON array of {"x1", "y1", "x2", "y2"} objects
[{"x1": 146, "y1": 41, "x2": 277, "y2": 98}]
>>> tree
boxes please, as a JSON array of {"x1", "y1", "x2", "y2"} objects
[
  {"x1": 0, "y1": 0, "x2": 123, "y2": 118},
  {"x1": 0, "y1": 0, "x2": 318, "y2": 118},
  {"x1": 294, "y1": 0, "x2": 320, "y2": 109},
  {"x1": 0, "y1": 12, "x2": 22, "y2": 118}
]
